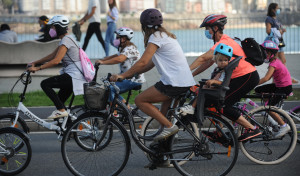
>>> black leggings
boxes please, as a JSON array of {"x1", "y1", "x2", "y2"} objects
[
  {"x1": 223, "y1": 71, "x2": 259, "y2": 121},
  {"x1": 255, "y1": 83, "x2": 293, "y2": 105},
  {"x1": 41, "y1": 74, "x2": 73, "y2": 110},
  {"x1": 82, "y1": 22, "x2": 105, "y2": 51}
]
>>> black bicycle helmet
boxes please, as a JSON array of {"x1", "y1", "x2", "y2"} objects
[{"x1": 140, "y1": 8, "x2": 163, "y2": 27}]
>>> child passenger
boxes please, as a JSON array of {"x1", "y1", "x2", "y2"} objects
[{"x1": 180, "y1": 43, "x2": 233, "y2": 115}]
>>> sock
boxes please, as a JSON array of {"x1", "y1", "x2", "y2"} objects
[{"x1": 281, "y1": 123, "x2": 287, "y2": 128}]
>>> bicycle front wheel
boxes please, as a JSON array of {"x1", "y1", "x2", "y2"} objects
[
  {"x1": 0, "y1": 127, "x2": 32, "y2": 176},
  {"x1": 239, "y1": 106, "x2": 297, "y2": 164},
  {"x1": 171, "y1": 113, "x2": 238, "y2": 176},
  {"x1": 61, "y1": 114, "x2": 131, "y2": 176}
]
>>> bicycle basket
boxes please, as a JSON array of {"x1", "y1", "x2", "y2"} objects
[{"x1": 83, "y1": 82, "x2": 109, "y2": 110}]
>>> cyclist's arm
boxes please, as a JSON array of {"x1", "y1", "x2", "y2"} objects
[
  {"x1": 190, "y1": 49, "x2": 214, "y2": 74},
  {"x1": 259, "y1": 66, "x2": 275, "y2": 85},
  {"x1": 119, "y1": 43, "x2": 157, "y2": 79},
  {"x1": 39, "y1": 45, "x2": 68, "y2": 70},
  {"x1": 96, "y1": 54, "x2": 123, "y2": 65},
  {"x1": 32, "y1": 47, "x2": 59, "y2": 65},
  {"x1": 266, "y1": 23, "x2": 272, "y2": 35}
]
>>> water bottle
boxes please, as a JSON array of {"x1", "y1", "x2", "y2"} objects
[{"x1": 245, "y1": 98, "x2": 259, "y2": 108}]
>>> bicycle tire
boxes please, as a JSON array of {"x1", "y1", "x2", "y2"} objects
[
  {"x1": 171, "y1": 113, "x2": 238, "y2": 176},
  {"x1": 0, "y1": 114, "x2": 28, "y2": 133},
  {"x1": 140, "y1": 116, "x2": 199, "y2": 166},
  {"x1": 239, "y1": 106, "x2": 297, "y2": 164},
  {"x1": 291, "y1": 107, "x2": 300, "y2": 143},
  {"x1": 73, "y1": 112, "x2": 113, "y2": 151},
  {"x1": 61, "y1": 114, "x2": 131, "y2": 176},
  {"x1": 0, "y1": 127, "x2": 32, "y2": 176}
]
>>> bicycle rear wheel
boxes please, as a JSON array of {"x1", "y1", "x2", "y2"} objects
[
  {"x1": 140, "y1": 116, "x2": 199, "y2": 166},
  {"x1": 0, "y1": 127, "x2": 32, "y2": 176},
  {"x1": 239, "y1": 106, "x2": 297, "y2": 164},
  {"x1": 61, "y1": 114, "x2": 130, "y2": 176},
  {"x1": 171, "y1": 113, "x2": 238, "y2": 176},
  {"x1": 290, "y1": 107, "x2": 300, "y2": 143}
]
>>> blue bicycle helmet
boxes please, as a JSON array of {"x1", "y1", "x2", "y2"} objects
[{"x1": 214, "y1": 43, "x2": 233, "y2": 59}]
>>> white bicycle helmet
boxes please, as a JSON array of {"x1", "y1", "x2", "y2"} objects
[
  {"x1": 48, "y1": 15, "x2": 69, "y2": 28},
  {"x1": 115, "y1": 27, "x2": 134, "y2": 40}
]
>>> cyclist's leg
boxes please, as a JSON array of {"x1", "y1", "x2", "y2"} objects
[
  {"x1": 135, "y1": 86, "x2": 172, "y2": 128},
  {"x1": 41, "y1": 73, "x2": 72, "y2": 109},
  {"x1": 223, "y1": 71, "x2": 261, "y2": 141},
  {"x1": 116, "y1": 80, "x2": 142, "y2": 102}
]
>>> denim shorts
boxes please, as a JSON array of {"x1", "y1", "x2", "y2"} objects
[{"x1": 154, "y1": 81, "x2": 190, "y2": 98}]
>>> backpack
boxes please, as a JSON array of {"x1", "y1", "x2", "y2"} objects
[
  {"x1": 79, "y1": 48, "x2": 95, "y2": 82},
  {"x1": 234, "y1": 37, "x2": 266, "y2": 66},
  {"x1": 66, "y1": 36, "x2": 95, "y2": 82}
]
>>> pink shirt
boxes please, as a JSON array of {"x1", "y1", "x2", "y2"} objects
[{"x1": 269, "y1": 59, "x2": 292, "y2": 87}]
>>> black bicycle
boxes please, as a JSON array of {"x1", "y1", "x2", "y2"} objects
[{"x1": 60, "y1": 58, "x2": 244, "y2": 176}]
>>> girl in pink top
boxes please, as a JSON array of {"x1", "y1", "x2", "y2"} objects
[
  {"x1": 255, "y1": 40, "x2": 293, "y2": 104},
  {"x1": 255, "y1": 40, "x2": 293, "y2": 138}
]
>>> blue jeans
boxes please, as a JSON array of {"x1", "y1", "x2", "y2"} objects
[
  {"x1": 109, "y1": 80, "x2": 142, "y2": 102},
  {"x1": 105, "y1": 22, "x2": 117, "y2": 56}
]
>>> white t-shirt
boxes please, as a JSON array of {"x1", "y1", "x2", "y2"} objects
[
  {"x1": 148, "y1": 31, "x2": 195, "y2": 87},
  {"x1": 118, "y1": 45, "x2": 146, "y2": 83},
  {"x1": 88, "y1": 0, "x2": 101, "y2": 23}
]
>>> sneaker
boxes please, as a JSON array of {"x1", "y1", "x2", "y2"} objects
[
  {"x1": 47, "y1": 110, "x2": 68, "y2": 119},
  {"x1": 238, "y1": 128, "x2": 262, "y2": 142},
  {"x1": 153, "y1": 125, "x2": 179, "y2": 142},
  {"x1": 202, "y1": 131, "x2": 233, "y2": 147},
  {"x1": 274, "y1": 124, "x2": 290, "y2": 138},
  {"x1": 292, "y1": 78, "x2": 298, "y2": 84},
  {"x1": 179, "y1": 105, "x2": 195, "y2": 116}
]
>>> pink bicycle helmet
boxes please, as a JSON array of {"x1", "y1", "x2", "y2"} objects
[{"x1": 261, "y1": 40, "x2": 279, "y2": 54}]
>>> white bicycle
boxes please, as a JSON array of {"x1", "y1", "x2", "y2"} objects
[
  {"x1": 0, "y1": 127, "x2": 32, "y2": 175},
  {"x1": 0, "y1": 70, "x2": 84, "y2": 139}
]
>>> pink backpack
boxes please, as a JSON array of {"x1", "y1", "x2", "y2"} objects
[
  {"x1": 67, "y1": 36, "x2": 95, "y2": 82},
  {"x1": 79, "y1": 48, "x2": 95, "y2": 82}
]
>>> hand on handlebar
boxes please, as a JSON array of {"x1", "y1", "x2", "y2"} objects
[
  {"x1": 27, "y1": 66, "x2": 39, "y2": 73},
  {"x1": 95, "y1": 60, "x2": 104, "y2": 66},
  {"x1": 110, "y1": 74, "x2": 124, "y2": 82}
]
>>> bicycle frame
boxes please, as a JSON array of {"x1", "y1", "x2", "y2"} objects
[
  {"x1": 93, "y1": 80, "x2": 202, "y2": 157},
  {"x1": 9, "y1": 71, "x2": 75, "y2": 134},
  {"x1": 14, "y1": 102, "x2": 66, "y2": 131}
]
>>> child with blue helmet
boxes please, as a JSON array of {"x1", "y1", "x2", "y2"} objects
[{"x1": 180, "y1": 43, "x2": 233, "y2": 115}]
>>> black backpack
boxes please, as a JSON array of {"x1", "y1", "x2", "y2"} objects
[{"x1": 234, "y1": 37, "x2": 266, "y2": 66}]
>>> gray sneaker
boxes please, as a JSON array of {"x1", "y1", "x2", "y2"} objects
[
  {"x1": 274, "y1": 124, "x2": 290, "y2": 138},
  {"x1": 153, "y1": 125, "x2": 179, "y2": 142}
]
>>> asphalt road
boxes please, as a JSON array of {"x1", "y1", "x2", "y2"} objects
[{"x1": 15, "y1": 132, "x2": 300, "y2": 176}]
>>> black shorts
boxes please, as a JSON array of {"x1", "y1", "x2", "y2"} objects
[{"x1": 154, "y1": 81, "x2": 190, "y2": 98}]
